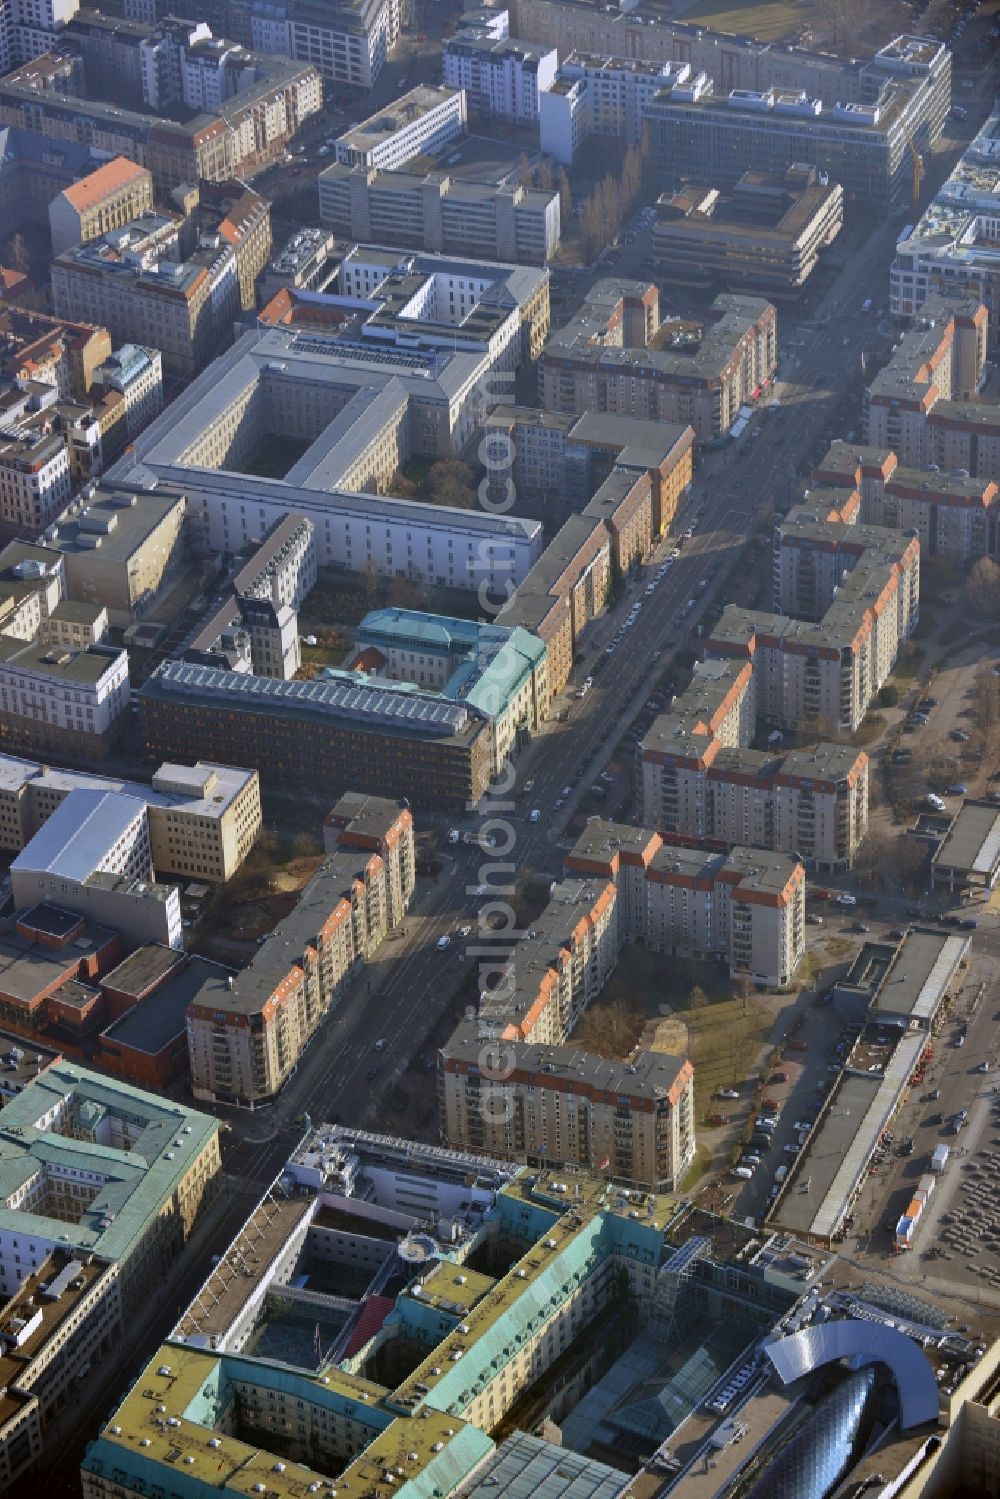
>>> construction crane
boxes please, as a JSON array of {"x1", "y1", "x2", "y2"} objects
[{"x1": 907, "y1": 134, "x2": 924, "y2": 205}]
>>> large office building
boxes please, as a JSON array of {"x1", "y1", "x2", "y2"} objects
[
  {"x1": 0, "y1": 637, "x2": 129, "y2": 760},
  {"x1": 140, "y1": 608, "x2": 548, "y2": 808},
  {"x1": 187, "y1": 794, "x2": 414, "y2": 1105},
  {"x1": 318, "y1": 162, "x2": 560, "y2": 264},
  {"x1": 50, "y1": 197, "x2": 269, "y2": 378},
  {"x1": 47, "y1": 155, "x2": 154, "y2": 256},
  {"x1": 139, "y1": 659, "x2": 497, "y2": 809},
  {"x1": 79, "y1": 1123, "x2": 1000, "y2": 1499},
  {"x1": 349, "y1": 608, "x2": 549, "y2": 773},
  {"x1": 890, "y1": 100, "x2": 1000, "y2": 354},
  {"x1": 0, "y1": 753, "x2": 261, "y2": 883},
  {"x1": 508, "y1": 2, "x2": 951, "y2": 118},
  {"x1": 643, "y1": 71, "x2": 944, "y2": 211},
  {"x1": 10, "y1": 787, "x2": 182, "y2": 951},
  {"x1": 541, "y1": 280, "x2": 777, "y2": 443},
  {"x1": 0, "y1": 1062, "x2": 219, "y2": 1487},
  {"x1": 109, "y1": 249, "x2": 549, "y2": 594},
  {"x1": 652, "y1": 165, "x2": 845, "y2": 300}
]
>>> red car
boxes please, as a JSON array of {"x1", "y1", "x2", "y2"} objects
[
  {"x1": 787, "y1": 1040, "x2": 808, "y2": 1052},
  {"x1": 707, "y1": 1114, "x2": 730, "y2": 1127}
]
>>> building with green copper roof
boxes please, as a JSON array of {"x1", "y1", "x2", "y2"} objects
[{"x1": 0, "y1": 1061, "x2": 220, "y2": 1310}]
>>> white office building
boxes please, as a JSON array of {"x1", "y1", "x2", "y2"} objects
[
  {"x1": 334, "y1": 85, "x2": 467, "y2": 171},
  {"x1": 443, "y1": 29, "x2": 557, "y2": 125},
  {"x1": 540, "y1": 53, "x2": 685, "y2": 165}
]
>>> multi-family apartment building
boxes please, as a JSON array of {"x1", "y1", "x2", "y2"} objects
[
  {"x1": 0, "y1": 306, "x2": 112, "y2": 400},
  {"x1": 707, "y1": 511, "x2": 920, "y2": 736},
  {"x1": 443, "y1": 27, "x2": 557, "y2": 124},
  {"x1": 565, "y1": 819, "x2": 806, "y2": 987},
  {"x1": 108, "y1": 250, "x2": 549, "y2": 592},
  {"x1": 541, "y1": 280, "x2": 777, "y2": 442},
  {"x1": 187, "y1": 794, "x2": 414, "y2": 1105},
  {"x1": 318, "y1": 163, "x2": 560, "y2": 264},
  {"x1": 539, "y1": 52, "x2": 681, "y2": 164},
  {"x1": 47, "y1": 156, "x2": 154, "y2": 256},
  {"x1": 652, "y1": 165, "x2": 844, "y2": 300},
  {"x1": 0, "y1": 637, "x2": 129, "y2": 759},
  {"x1": 281, "y1": 0, "x2": 401, "y2": 90},
  {"x1": 0, "y1": 49, "x2": 321, "y2": 195},
  {"x1": 641, "y1": 691, "x2": 870, "y2": 872},
  {"x1": 0, "y1": 754, "x2": 261, "y2": 882},
  {"x1": 890, "y1": 100, "x2": 1000, "y2": 353},
  {"x1": 0, "y1": 416, "x2": 71, "y2": 533},
  {"x1": 334, "y1": 85, "x2": 467, "y2": 170},
  {"x1": 814, "y1": 439, "x2": 1000, "y2": 563},
  {"x1": 490, "y1": 409, "x2": 695, "y2": 691},
  {"x1": 181, "y1": 513, "x2": 316, "y2": 680},
  {"x1": 865, "y1": 294, "x2": 992, "y2": 472},
  {"x1": 50, "y1": 212, "x2": 242, "y2": 379},
  {"x1": 441, "y1": 1041, "x2": 695, "y2": 1193}
]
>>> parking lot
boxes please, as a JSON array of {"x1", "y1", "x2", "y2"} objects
[{"x1": 937, "y1": 1145, "x2": 1000, "y2": 1284}]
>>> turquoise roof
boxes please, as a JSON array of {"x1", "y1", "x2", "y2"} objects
[
  {"x1": 0, "y1": 1063, "x2": 218, "y2": 1267},
  {"x1": 351, "y1": 609, "x2": 546, "y2": 723}
]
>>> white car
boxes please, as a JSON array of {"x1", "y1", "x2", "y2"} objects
[
  {"x1": 835, "y1": 893, "x2": 858, "y2": 907},
  {"x1": 458, "y1": 925, "x2": 472, "y2": 938},
  {"x1": 529, "y1": 808, "x2": 541, "y2": 823},
  {"x1": 375, "y1": 1038, "x2": 388, "y2": 1051},
  {"x1": 447, "y1": 829, "x2": 460, "y2": 844},
  {"x1": 436, "y1": 935, "x2": 451, "y2": 950},
  {"x1": 717, "y1": 1087, "x2": 739, "y2": 1100},
  {"x1": 561, "y1": 786, "x2": 572, "y2": 798}
]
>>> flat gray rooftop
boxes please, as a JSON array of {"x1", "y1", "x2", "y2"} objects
[{"x1": 934, "y1": 800, "x2": 1000, "y2": 878}]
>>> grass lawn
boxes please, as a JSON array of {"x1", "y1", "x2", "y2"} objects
[
  {"x1": 299, "y1": 639, "x2": 346, "y2": 672},
  {"x1": 682, "y1": 998, "x2": 772, "y2": 1115},
  {"x1": 679, "y1": 0, "x2": 801, "y2": 41}
]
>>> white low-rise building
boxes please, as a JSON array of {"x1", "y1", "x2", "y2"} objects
[{"x1": 334, "y1": 85, "x2": 467, "y2": 171}]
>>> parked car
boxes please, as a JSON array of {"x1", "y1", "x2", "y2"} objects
[
  {"x1": 947, "y1": 784, "x2": 968, "y2": 796},
  {"x1": 835, "y1": 894, "x2": 858, "y2": 907},
  {"x1": 708, "y1": 1114, "x2": 730, "y2": 1126},
  {"x1": 787, "y1": 1040, "x2": 808, "y2": 1052},
  {"x1": 716, "y1": 1087, "x2": 739, "y2": 1100}
]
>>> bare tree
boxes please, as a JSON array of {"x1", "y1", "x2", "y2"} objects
[{"x1": 966, "y1": 558, "x2": 1000, "y2": 620}]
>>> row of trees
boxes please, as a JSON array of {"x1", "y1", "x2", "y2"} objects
[{"x1": 578, "y1": 137, "x2": 657, "y2": 264}]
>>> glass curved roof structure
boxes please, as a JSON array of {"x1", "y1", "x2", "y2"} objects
[
  {"x1": 740, "y1": 1366, "x2": 879, "y2": 1499},
  {"x1": 765, "y1": 1319, "x2": 939, "y2": 1429}
]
